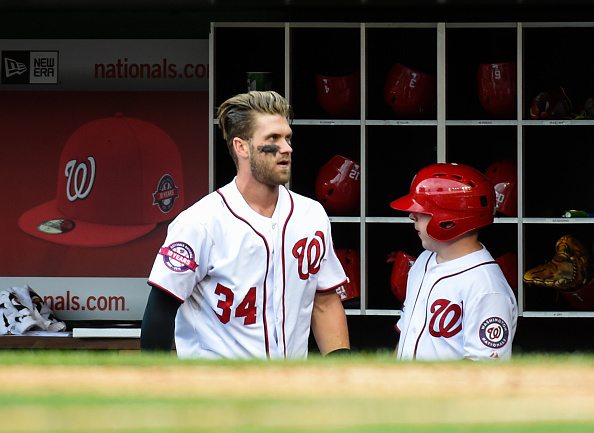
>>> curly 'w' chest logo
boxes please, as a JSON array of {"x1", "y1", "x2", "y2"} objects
[
  {"x1": 429, "y1": 299, "x2": 463, "y2": 338},
  {"x1": 292, "y1": 230, "x2": 326, "y2": 280}
]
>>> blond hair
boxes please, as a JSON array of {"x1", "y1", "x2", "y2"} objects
[{"x1": 217, "y1": 91, "x2": 292, "y2": 167}]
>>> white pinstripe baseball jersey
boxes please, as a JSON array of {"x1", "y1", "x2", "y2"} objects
[
  {"x1": 148, "y1": 179, "x2": 347, "y2": 360},
  {"x1": 396, "y1": 247, "x2": 518, "y2": 361}
]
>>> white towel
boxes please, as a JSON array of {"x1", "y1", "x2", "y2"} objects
[{"x1": 0, "y1": 285, "x2": 67, "y2": 335}]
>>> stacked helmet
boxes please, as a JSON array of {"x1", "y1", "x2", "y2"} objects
[
  {"x1": 495, "y1": 252, "x2": 519, "y2": 297},
  {"x1": 390, "y1": 163, "x2": 496, "y2": 242},
  {"x1": 387, "y1": 251, "x2": 417, "y2": 302},
  {"x1": 477, "y1": 62, "x2": 517, "y2": 118},
  {"x1": 316, "y1": 70, "x2": 360, "y2": 119},
  {"x1": 484, "y1": 159, "x2": 518, "y2": 217},
  {"x1": 315, "y1": 155, "x2": 361, "y2": 216},
  {"x1": 335, "y1": 248, "x2": 361, "y2": 302},
  {"x1": 384, "y1": 63, "x2": 436, "y2": 119},
  {"x1": 560, "y1": 278, "x2": 594, "y2": 311}
]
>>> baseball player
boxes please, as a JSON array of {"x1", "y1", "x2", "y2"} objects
[
  {"x1": 140, "y1": 91, "x2": 350, "y2": 359},
  {"x1": 390, "y1": 162, "x2": 518, "y2": 361}
]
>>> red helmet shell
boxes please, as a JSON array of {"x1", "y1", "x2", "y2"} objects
[
  {"x1": 390, "y1": 163, "x2": 496, "y2": 242},
  {"x1": 387, "y1": 251, "x2": 417, "y2": 302},
  {"x1": 495, "y1": 252, "x2": 518, "y2": 297},
  {"x1": 335, "y1": 248, "x2": 360, "y2": 302},
  {"x1": 316, "y1": 70, "x2": 360, "y2": 118},
  {"x1": 477, "y1": 62, "x2": 517, "y2": 118},
  {"x1": 484, "y1": 159, "x2": 518, "y2": 217},
  {"x1": 384, "y1": 63, "x2": 436, "y2": 119},
  {"x1": 315, "y1": 155, "x2": 361, "y2": 216},
  {"x1": 560, "y1": 278, "x2": 594, "y2": 311}
]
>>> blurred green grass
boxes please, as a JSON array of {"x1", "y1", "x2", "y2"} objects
[
  {"x1": 0, "y1": 348, "x2": 593, "y2": 366},
  {"x1": 0, "y1": 350, "x2": 592, "y2": 433},
  {"x1": 1, "y1": 424, "x2": 589, "y2": 433}
]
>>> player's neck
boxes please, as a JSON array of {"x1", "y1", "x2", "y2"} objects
[
  {"x1": 235, "y1": 175, "x2": 279, "y2": 218},
  {"x1": 435, "y1": 235, "x2": 482, "y2": 263}
]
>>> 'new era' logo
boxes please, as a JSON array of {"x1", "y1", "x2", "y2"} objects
[
  {"x1": 1, "y1": 50, "x2": 58, "y2": 85},
  {"x1": 4, "y1": 57, "x2": 27, "y2": 77}
]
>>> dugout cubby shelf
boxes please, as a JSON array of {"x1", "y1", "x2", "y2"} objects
[{"x1": 209, "y1": 22, "x2": 594, "y2": 319}]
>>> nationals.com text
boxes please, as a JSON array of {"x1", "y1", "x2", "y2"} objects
[
  {"x1": 44, "y1": 291, "x2": 127, "y2": 312},
  {"x1": 94, "y1": 58, "x2": 208, "y2": 80}
]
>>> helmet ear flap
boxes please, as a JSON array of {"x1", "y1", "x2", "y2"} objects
[
  {"x1": 320, "y1": 188, "x2": 334, "y2": 205},
  {"x1": 427, "y1": 217, "x2": 456, "y2": 241},
  {"x1": 426, "y1": 215, "x2": 443, "y2": 240}
]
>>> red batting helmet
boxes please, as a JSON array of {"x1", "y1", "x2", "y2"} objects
[
  {"x1": 387, "y1": 251, "x2": 417, "y2": 302},
  {"x1": 390, "y1": 163, "x2": 496, "y2": 242},
  {"x1": 335, "y1": 248, "x2": 361, "y2": 302},
  {"x1": 384, "y1": 63, "x2": 436, "y2": 119},
  {"x1": 560, "y1": 277, "x2": 594, "y2": 311},
  {"x1": 315, "y1": 155, "x2": 361, "y2": 216},
  {"x1": 316, "y1": 70, "x2": 360, "y2": 119},
  {"x1": 495, "y1": 252, "x2": 519, "y2": 297},
  {"x1": 477, "y1": 62, "x2": 517, "y2": 118},
  {"x1": 484, "y1": 159, "x2": 518, "y2": 217}
]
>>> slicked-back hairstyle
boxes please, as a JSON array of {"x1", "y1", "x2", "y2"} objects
[{"x1": 216, "y1": 91, "x2": 292, "y2": 167}]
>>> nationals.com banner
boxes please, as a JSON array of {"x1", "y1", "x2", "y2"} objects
[
  {"x1": 1, "y1": 39, "x2": 208, "y2": 91},
  {"x1": 0, "y1": 39, "x2": 209, "y2": 321}
]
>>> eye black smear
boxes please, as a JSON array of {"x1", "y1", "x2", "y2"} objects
[{"x1": 258, "y1": 144, "x2": 280, "y2": 155}]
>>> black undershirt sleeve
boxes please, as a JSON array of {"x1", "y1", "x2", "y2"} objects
[{"x1": 140, "y1": 285, "x2": 182, "y2": 353}]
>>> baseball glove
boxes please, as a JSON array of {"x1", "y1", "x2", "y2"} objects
[{"x1": 523, "y1": 234, "x2": 591, "y2": 291}]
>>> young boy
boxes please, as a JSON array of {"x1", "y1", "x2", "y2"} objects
[{"x1": 390, "y1": 162, "x2": 518, "y2": 361}]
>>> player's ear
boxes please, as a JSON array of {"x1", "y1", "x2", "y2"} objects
[{"x1": 233, "y1": 137, "x2": 250, "y2": 160}]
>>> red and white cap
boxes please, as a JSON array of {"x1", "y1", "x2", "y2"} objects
[{"x1": 19, "y1": 114, "x2": 185, "y2": 247}]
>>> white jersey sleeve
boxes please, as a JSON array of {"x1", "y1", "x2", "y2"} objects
[
  {"x1": 147, "y1": 196, "x2": 216, "y2": 301},
  {"x1": 461, "y1": 291, "x2": 518, "y2": 361}
]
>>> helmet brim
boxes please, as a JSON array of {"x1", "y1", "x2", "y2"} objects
[{"x1": 390, "y1": 195, "x2": 428, "y2": 214}]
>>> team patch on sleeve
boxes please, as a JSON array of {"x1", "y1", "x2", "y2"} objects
[
  {"x1": 479, "y1": 317, "x2": 510, "y2": 349},
  {"x1": 159, "y1": 242, "x2": 197, "y2": 272}
]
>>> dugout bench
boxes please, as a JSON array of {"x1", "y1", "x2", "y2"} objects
[{"x1": 0, "y1": 328, "x2": 142, "y2": 350}]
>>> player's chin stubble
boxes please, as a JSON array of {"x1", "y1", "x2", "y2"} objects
[{"x1": 250, "y1": 152, "x2": 291, "y2": 186}]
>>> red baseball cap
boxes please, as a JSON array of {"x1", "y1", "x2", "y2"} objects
[{"x1": 18, "y1": 113, "x2": 184, "y2": 247}]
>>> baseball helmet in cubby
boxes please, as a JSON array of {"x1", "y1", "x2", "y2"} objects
[{"x1": 315, "y1": 155, "x2": 361, "y2": 216}]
